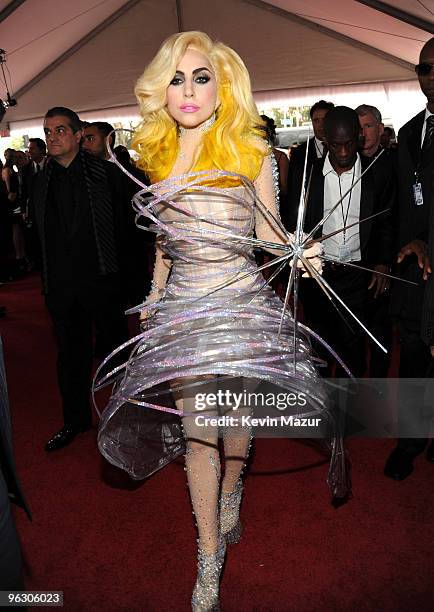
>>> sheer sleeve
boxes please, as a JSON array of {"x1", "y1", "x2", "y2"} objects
[
  {"x1": 140, "y1": 237, "x2": 172, "y2": 318},
  {"x1": 254, "y1": 153, "x2": 323, "y2": 275},
  {"x1": 254, "y1": 153, "x2": 292, "y2": 253}
]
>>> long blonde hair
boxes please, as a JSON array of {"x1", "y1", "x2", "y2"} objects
[{"x1": 133, "y1": 31, "x2": 267, "y2": 184}]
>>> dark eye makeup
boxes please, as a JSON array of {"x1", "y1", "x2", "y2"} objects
[{"x1": 169, "y1": 72, "x2": 212, "y2": 86}]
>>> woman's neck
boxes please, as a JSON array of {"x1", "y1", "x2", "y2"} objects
[
  {"x1": 169, "y1": 115, "x2": 215, "y2": 178},
  {"x1": 178, "y1": 114, "x2": 215, "y2": 141}
]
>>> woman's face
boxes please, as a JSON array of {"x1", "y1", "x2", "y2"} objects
[{"x1": 166, "y1": 48, "x2": 218, "y2": 129}]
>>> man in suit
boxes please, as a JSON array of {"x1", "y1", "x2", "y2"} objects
[
  {"x1": 82, "y1": 122, "x2": 115, "y2": 161},
  {"x1": 356, "y1": 104, "x2": 397, "y2": 378},
  {"x1": 33, "y1": 107, "x2": 131, "y2": 451},
  {"x1": 284, "y1": 106, "x2": 394, "y2": 377},
  {"x1": 19, "y1": 138, "x2": 47, "y2": 270},
  {"x1": 384, "y1": 37, "x2": 434, "y2": 479},
  {"x1": 0, "y1": 337, "x2": 31, "y2": 589},
  {"x1": 288, "y1": 100, "x2": 334, "y2": 178},
  {"x1": 82, "y1": 121, "x2": 151, "y2": 303}
]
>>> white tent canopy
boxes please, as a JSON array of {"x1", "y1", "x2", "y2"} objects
[{"x1": 1, "y1": 0, "x2": 433, "y2": 131}]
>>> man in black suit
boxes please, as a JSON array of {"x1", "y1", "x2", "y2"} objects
[
  {"x1": 0, "y1": 337, "x2": 31, "y2": 589},
  {"x1": 288, "y1": 100, "x2": 334, "y2": 178},
  {"x1": 284, "y1": 106, "x2": 394, "y2": 377},
  {"x1": 356, "y1": 104, "x2": 397, "y2": 378},
  {"x1": 32, "y1": 107, "x2": 131, "y2": 451},
  {"x1": 19, "y1": 138, "x2": 47, "y2": 270},
  {"x1": 384, "y1": 37, "x2": 434, "y2": 479},
  {"x1": 82, "y1": 122, "x2": 115, "y2": 161}
]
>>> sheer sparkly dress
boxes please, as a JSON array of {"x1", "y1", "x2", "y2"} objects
[{"x1": 95, "y1": 155, "x2": 350, "y2": 501}]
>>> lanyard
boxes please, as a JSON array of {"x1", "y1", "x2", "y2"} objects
[{"x1": 338, "y1": 165, "x2": 356, "y2": 244}]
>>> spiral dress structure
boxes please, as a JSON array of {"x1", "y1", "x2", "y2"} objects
[{"x1": 95, "y1": 164, "x2": 350, "y2": 501}]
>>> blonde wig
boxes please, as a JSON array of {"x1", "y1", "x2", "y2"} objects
[{"x1": 133, "y1": 31, "x2": 267, "y2": 184}]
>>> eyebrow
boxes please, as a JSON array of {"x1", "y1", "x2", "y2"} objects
[
  {"x1": 43, "y1": 124, "x2": 68, "y2": 130},
  {"x1": 174, "y1": 67, "x2": 212, "y2": 76}
]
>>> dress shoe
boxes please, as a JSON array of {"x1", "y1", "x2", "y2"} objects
[
  {"x1": 426, "y1": 440, "x2": 434, "y2": 463},
  {"x1": 384, "y1": 448, "x2": 414, "y2": 481},
  {"x1": 45, "y1": 424, "x2": 90, "y2": 452}
]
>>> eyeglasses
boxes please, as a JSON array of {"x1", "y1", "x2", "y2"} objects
[{"x1": 415, "y1": 62, "x2": 434, "y2": 76}]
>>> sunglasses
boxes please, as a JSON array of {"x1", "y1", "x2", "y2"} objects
[{"x1": 415, "y1": 62, "x2": 434, "y2": 76}]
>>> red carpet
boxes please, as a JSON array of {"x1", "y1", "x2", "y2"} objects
[{"x1": 1, "y1": 275, "x2": 433, "y2": 611}]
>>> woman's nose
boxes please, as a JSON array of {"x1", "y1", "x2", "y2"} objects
[{"x1": 183, "y1": 80, "x2": 194, "y2": 98}]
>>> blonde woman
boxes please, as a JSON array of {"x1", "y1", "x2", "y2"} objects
[{"x1": 96, "y1": 31, "x2": 346, "y2": 611}]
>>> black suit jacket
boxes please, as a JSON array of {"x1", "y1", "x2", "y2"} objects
[
  {"x1": 283, "y1": 154, "x2": 394, "y2": 267},
  {"x1": 394, "y1": 110, "x2": 434, "y2": 343},
  {"x1": 19, "y1": 160, "x2": 45, "y2": 217},
  {"x1": 0, "y1": 337, "x2": 30, "y2": 519},
  {"x1": 288, "y1": 138, "x2": 320, "y2": 186},
  {"x1": 31, "y1": 151, "x2": 135, "y2": 296}
]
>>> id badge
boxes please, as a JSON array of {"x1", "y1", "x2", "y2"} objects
[
  {"x1": 338, "y1": 243, "x2": 352, "y2": 262},
  {"x1": 413, "y1": 182, "x2": 424, "y2": 206}
]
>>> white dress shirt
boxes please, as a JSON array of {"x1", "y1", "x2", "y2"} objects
[
  {"x1": 322, "y1": 153, "x2": 362, "y2": 262},
  {"x1": 313, "y1": 136, "x2": 324, "y2": 158},
  {"x1": 33, "y1": 160, "x2": 45, "y2": 174},
  {"x1": 421, "y1": 107, "x2": 434, "y2": 147}
]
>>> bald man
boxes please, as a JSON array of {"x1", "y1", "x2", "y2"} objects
[{"x1": 385, "y1": 37, "x2": 434, "y2": 480}]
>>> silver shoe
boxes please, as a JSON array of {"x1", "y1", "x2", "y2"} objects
[
  {"x1": 219, "y1": 479, "x2": 243, "y2": 544},
  {"x1": 191, "y1": 536, "x2": 226, "y2": 612}
]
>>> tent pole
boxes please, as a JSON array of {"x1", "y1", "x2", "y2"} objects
[
  {"x1": 12, "y1": 0, "x2": 142, "y2": 100},
  {"x1": 175, "y1": 0, "x2": 183, "y2": 32},
  {"x1": 0, "y1": 0, "x2": 26, "y2": 24},
  {"x1": 243, "y1": 0, "x2": 416, "y2": 71},
  {"x1": 355, "y1": 0, "x2": 434, "y2": 35}
]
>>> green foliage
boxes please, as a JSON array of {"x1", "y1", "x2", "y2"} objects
[{"x1": 10, "y1": 135, "x2": 25, "y2": 150}]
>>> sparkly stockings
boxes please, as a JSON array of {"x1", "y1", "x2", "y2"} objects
[{"x1": 175, "y1": 377, "x2": 251, "y2": 555}]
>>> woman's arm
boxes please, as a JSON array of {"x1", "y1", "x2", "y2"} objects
[
  {"x1": 140, "y1": 236, "x2": 172, "y2": 321},
  {"x1": 254, "y1": 154, "x2": 322, "y2": 276},
  {"x1": 254, "y1": 153, "x2": 289, "y2": 250}
]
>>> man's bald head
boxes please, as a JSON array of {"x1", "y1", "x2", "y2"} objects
[
  {"x1": 420, "y1": 36, "x2": 434, "y2": 61},
  {"x1": 324, "y1": 107, "x2": 360, "y2": 173},
  {"x1": 417, "y1": 36, "x2": 434, "y2": 111}
]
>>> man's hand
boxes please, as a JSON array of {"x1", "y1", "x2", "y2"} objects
[
  {"x1": 397, "y1": 239, "x2": 431, "y2": 281},
  {"x1": 368, "y1": 264, "x2": 391, "y2": 298}
]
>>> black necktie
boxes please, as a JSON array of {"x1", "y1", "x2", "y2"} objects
[{"x1": 422, "y1": 115, "x2": 434, "y2": 152}]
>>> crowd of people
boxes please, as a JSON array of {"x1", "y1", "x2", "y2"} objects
[{"x1": 1, "y1": 29, "x2": 433, "y2": 611}]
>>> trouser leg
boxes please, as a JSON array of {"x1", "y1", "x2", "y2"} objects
[
  {"x1": 84, "y1": 288, "x2": 128, "y2": 360},
  {"x1": 396, "y1": 323, "x2": 431, "y2": 456},
  {"x1": 45, "y1": 293, "x2": 93, "y2": 430},
  {"x1": 301, "y1": 270, "x2": 367, "y2": 378}
]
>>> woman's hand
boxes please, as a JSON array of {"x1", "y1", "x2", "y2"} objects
[
  {"x1": 290, "y1": 240, "x2": 324, "y2": 277},
  {"x1": 139, "y1": 291, "x2": 162, "y2": 329}
]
